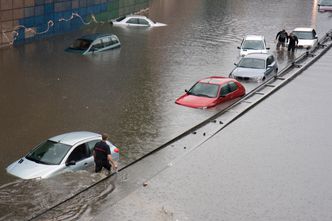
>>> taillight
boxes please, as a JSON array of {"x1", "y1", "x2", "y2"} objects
[{"x1": 114, "y1": 147, "x2": 119, "y2": 153}]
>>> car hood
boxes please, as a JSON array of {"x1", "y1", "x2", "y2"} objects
[
  {"x1": 176, "y1": 94, "x2": 217, "y2": 108},
  {"x1": 6, "y1": 157, "x2": 63, "y2": 179},
  {"x1": 231, "y1": 67, "x2": 265, "y2": 77}
]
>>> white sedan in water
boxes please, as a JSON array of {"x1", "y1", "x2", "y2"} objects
[
  {"x1": 111, "y1": 15, "x2": 166, "y2": 27},
  {"x1": 6, "y1": 131, "x2": 119, "y2": 179}
]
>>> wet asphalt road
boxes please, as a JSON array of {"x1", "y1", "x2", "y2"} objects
[
  {"x1": 0, "y1": 0, "x2": 332, "y2": 220},
  {"x1": 90, "y1": 44, "x2": 332, "y2": 221}
]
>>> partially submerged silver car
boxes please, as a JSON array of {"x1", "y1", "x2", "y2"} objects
[
  {"x1": 229, "y1": 53, "x2": 278, "y2": 81},
  {"x1": 66, "y1": 33, "x2": 121, "y2": 55},
  {"x1": 6, "y1": 131, "x2": 119, "y2": 179}
]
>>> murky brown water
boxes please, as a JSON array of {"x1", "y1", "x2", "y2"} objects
[{"x1": 1, "y1": 0, "x2": 331, "y2": 220}]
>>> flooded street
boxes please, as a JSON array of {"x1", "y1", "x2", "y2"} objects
[{"x1": 0, "y1": 0, "x2": 331, "y2": 220}]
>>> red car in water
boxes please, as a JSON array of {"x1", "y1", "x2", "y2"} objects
[{"x1": 175, "y1": 76, "x2": 246, "y2": 109}]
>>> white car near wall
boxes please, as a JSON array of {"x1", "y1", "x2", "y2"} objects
[{"x1": 111, "y1": 15, "x2": 166, "y2": 27}]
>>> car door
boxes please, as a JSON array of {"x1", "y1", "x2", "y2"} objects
[
  {"x1": 265, "y1": 56, "x2": 274, "y2": 76},
  {"x1": 89, "y1": 39, "x2": 103, "y2": 53},
  {"x1": 218, "y1": 83, "x2": 232, "y2": 103},
  {"x1": 126, "y1": 18, "x2": 139, "y2": 26},
  {"x1": 65, "y1": 143, "x2": 93, "y2": 171},
  {"x1": 138, "y1": 18, "x2": 150, "y2": 26}
]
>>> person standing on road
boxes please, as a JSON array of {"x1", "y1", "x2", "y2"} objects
[
  {"x1": 93, "y1": 133, "x2": 117, "y2": 174},
  {"x1": 275, "y1": 29, "x2": 288, "y2": 49},
  {"x1": 287, "y1": 32, "x2": 299, "y2": 53}
]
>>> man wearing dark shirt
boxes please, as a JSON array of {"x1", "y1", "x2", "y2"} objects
[
  {"x1": 287, "y1": 33, "x2": 299, "y2": 52},
  {"x1": 93, "y1": 133, "x2": 117, "y2": 173},
  {"x1": 276, "y1": 29, "x2": 288, "y2": 49}
]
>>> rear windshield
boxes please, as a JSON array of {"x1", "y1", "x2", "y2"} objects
[
  {"x1": 320, "y1": 0, "x2": 332, "y2": 6},
  {"x1": 115, "y1": 16, "x2": 126, "y2": 22},
  {"x1": 292, "y1": 31, "x2": 315, "y2": 39},
  {"x1": 238, "y1": 58, "x2": 265, "y2": 69},
  {"x1": 242, "y1": 40, "x2": 265, "y2": 50},
  {"x1": 26, "y1": 140, "x2": 71, "y2": 165}
]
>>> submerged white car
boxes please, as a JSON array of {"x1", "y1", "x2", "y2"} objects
[
  {"x1": 6, "y1": 131, "x2": 120, "y2": 179},
  {"x1": 292, "y1": 27, "x2": 318, "y2": 49},
  {"x1": 237, "y1": 35, "x2": 270, "y2": 56},
  {"x1": 111, "y1": 15, "x2": 166, "y2": 27}
]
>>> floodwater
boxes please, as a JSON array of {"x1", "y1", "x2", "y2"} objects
[{"x1": 0, "y1": 0, "x2": 331, "y2": 220}]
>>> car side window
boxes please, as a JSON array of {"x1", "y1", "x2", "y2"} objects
[
  {"x1": 127, "y1": 18, "x2": 138, "y2": 24},
  {"x1": 111, "y1": 36, "x2": 119, "y2": 44},
  {"x1": 87, "y1": 140, "x2": 99, "y2": 154},
  {"x1": 267, "y1": 56, "x2": 272, "y2": 66},
  {"x1": 220, "y1": 84, "x2": 230, "y2": 97},
  {"x1": 138, "y1": 18, "x2": 149, "y2": 25},
  {"x1": 103, "y1": 37, "x2": 111, "y2": 47},
  {"x1": 228, "y1": 82, "x2": 238, "y2": 92},
  {"x1": 67, "y1": 144, "x2": 90, "y2": 163},
  {"x1": 92, "y1": 39, "x2": 103, "y2": 49}
]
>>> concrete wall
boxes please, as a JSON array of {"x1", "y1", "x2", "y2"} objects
[{"x1": 0, "y1": 0, "x2": 149, "y2": 47}]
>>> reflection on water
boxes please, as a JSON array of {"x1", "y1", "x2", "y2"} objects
[{"x1": 1, "y1": 0, "x2": 331, "y2": 219}]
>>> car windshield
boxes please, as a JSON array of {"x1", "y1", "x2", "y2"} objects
[
  {"x1": 188, "y1": 82, "x2": 219, "y2": 98},
  {"x1": 292, "y1": 31, "x2": 315, "y2": 39},
  {"x1": 242, "y1": 40, "x2": 265, "y2": 50},
  {"x1": 26, "y1": 140, "x2": 71, "y2": 165},
  {"x1": 69, "y1": 39, "x2": 92, "y2": 50},
  {"x1": 238, "y1": 58, "x2": 265, "y2": 69}
]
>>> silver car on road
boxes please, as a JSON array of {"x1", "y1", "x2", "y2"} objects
[
  {"x1": 229, "y1": 53, "x2": 278, "y2": 82},
  {"x1": 6, "y1": 131, "x2": 120, "y2": 179}
]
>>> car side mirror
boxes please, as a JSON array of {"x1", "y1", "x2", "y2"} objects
[
  {"x1": 237, "y1": 46, "x2": 240, "y2": 49},
  {"x1": 234, "y1": 62, "x2": 237, "y2": 66},
  {"x1": 266, "y1": 47, "x2": 270, "y2": 50},
  {"x1": 66, "y1": 160, "x2": 76, "y2": 166}
]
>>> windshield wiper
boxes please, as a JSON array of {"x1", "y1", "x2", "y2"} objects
[{"x1": 195, "y1": 93, "x2": 213, "y2": 98}]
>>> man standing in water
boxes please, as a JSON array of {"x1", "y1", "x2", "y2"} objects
[
  {"x1": 275, "y1": 29, "x2": 288, "y2": 49},
  {"x1": 93, "y1": 133, "x2": 117, "y2": 174},
  {"x1": 287, "y1": 32, "x2": 299, "y2": 53}
]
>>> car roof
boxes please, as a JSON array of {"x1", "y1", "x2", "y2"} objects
[
  {"x1": 126, "y1": 15, "x2": 148, "y2": 19},
  {"x1": 198, "y1": 76, "x2": 234, "y2": 85},
  {"x1": 79, "y1": 33, "x2": 115, "y2": 41},
  {"x1": 293, "y1": 27, "x2": 314, "y2": 32},
  {"x1": 244, "y1": 35, "x2": 265, "y2": 40},
  {"x1": 49, "y1": 131, "x2": 101, "y2": 146},
  {"x1": 242, "y1": 53, "x2": 271, "y2": 59}
]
